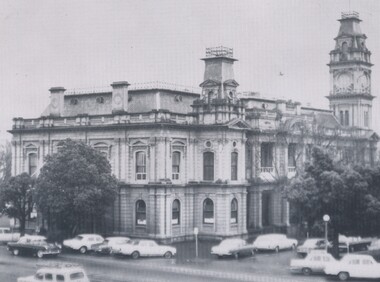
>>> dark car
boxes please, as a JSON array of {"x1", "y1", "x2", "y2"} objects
[
  {"x1": 7, "y1": 235, "x2": 61, "y2": 258},
  {"x1": 92, "y1": 236, "x2": 130, "y2": 255}
]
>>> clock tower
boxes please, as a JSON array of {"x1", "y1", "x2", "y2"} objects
[{"x1": 328, "y1": 12, "x2": 374, "y2": 129}]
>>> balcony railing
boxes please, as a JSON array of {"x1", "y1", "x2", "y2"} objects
[
  {"x1": 260, "y1": 167, "x2": 274, "y2": 173},
  {"x1": 288, "y1": 167, "x2": 296, "y2": 173}
]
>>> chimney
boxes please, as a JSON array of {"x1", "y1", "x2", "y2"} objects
[
  {"x1": 49, "y1": 87, "x2": 66, "y2": 117},
  {"x1": 111, "y1": 81, "x2": 130, "y2": 113}
]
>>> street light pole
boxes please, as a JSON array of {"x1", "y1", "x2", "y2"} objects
[{"x1": 323, "y1": 214, "x2": 330, "y2": 251}]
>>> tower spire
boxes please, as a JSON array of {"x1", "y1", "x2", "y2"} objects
[{"x1": 327, "y1": 12, "x2": 374, "y2": 129}]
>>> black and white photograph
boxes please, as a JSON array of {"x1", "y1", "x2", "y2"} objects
[{"x1": 1, "y1": 0, "x2": 380, "y2": 281}]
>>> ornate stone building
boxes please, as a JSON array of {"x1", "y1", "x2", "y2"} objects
[{"x1": 9, "y1": 13, "x2": 378, "y2": 240}]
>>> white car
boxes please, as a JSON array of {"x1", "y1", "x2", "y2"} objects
[
  {"x1": 211, "y1": 238, "x2": 255, "y2": 258},
  {"x1": 0, "y1": 227, "x2": 20, "y2": 243},
  {"x1": 92, "y1": 236, "x2": 130, "y2": 254},
  {"x1": 324, "y1": 254, "x2": 380, "y2": 281},
  {"x1": 296, "y1": 238, "x2": 328, "y2": 257},
  {"x1": 17, "y1": 263, "x2": 89, "y2": 282},
  {"x1": 63, "y1": 234, "x2": 104, "y2": 254},
  {"x1": 113, "y1": 239, "x2": 176, "y2": 259},
  {"x1": 290, "y1": 250, "x2": 336, "y2": 275},
  {"x1": 253, "y1": 234, "x2": 298, "y2": 252}
]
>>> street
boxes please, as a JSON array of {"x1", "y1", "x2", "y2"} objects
[{"x1": 0, "y1": 241, "x2": 374, "y2": 282}]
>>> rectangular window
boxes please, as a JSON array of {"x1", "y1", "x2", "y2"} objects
[
  {"x1": 288, "y1": 143, "x2": 296, "y2": 168},
  {"x1": 340, "y1": 111, "x2": 344, "y2": 125},
  {"x1": 345, "y1": 110, "x2": 349, "y2": 126},
  {"x1": 172, "y1": 152, "x2": 180, "y2": 180},
  {"x1": 364, "y1": 111, "x2": 369, "y2": 127},
  {"x1": 29, "y1": 153, "x2": 38, "y2": 176},
  {"x1": 231, "y1": 152, "x2": 238, "y2": 180},
  {"x1": 203, "y1": 152, "x2": 214, "y2": 181},
  {"x1": 261, "y1": 143, "x2": 273, "y2": 169},
  {"x1": 136, "y1": 152, "x2": 147, "y2": 180}
]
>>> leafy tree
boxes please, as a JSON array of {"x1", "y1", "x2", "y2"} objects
[
  {"x1": 0, "y1": 141, "x2": 12, "y2": 182},
  {"x1": 0, "y1": 173, "x2": 35, "y2": 236},
  {"x1": 284, "y1": 146, "x2": 379, "y2": 255},
  {"x1": 35, "y1": 139, "x2": 118, "y2": 237}
]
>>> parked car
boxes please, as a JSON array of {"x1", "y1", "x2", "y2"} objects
[
  {"x1": 211, "y1": 238, "x2": 255, "y2": 258},
  {"x1": 324, "y1": 254, "x2": 380, "y2": 281},
  {"x1": 7, "y1": 235, "x2": 61, "y2": 258},
  {"x1": 253, "y1": 234, "x2": 298, "y2": 252},
  {"x1": 290, "y1": 250, "x2": 336, "y2": 275},
  {"x1": 113, "y1": 239, "x2": 176, "y2": 259},
  {"x1": 0, "y1": 227, "x2": 20, "y2": 244},
  {"x1": 63, "y1": 234, "x2": 104, "y2": 254},
  {"x1": 92, "y1": 236, "x2": 130, "y2": 255},
  {"x1": 17, "y1": 263, "x2": 89, "y2": 282},
  {"x1": 296, "y1": 238, "x2": 328, "y2": 257},
  {"x1": 368, "y1": 238, "x2": 380, "y2": 251}
]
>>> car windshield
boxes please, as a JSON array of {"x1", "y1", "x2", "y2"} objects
[
  {"x1": 34, "y1": 273, "x2": 44, "y2": 280},
  {"x1": 75, "y1": 236, "x2": 83, "y2": 240}
]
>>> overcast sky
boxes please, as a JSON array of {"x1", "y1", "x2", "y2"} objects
[{"x1": 1, "y1": 0, "x2": 380, "y2": 142}]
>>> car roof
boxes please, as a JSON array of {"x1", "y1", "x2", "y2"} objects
[
  {"x1": 342, "y1": 254, "x2": 374, "y2": 260},
  {"x1": 38, "y1": 267, "x2": 85, "y2": 274},
  {"x1": 257, "y1": 234, "x2": 285, "y2": 238},
  {"x1": 77, "y1": 234, "x2": 102, "y2": 237},
  {"x1": 22, "y1": 235, "x2": 46, "y2": 240},
  {"x1": 106, "y1": 236, "x2": 129, "y2": 240}
]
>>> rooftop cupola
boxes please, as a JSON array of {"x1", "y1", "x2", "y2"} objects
[{"x1": 193, "y1": 47, "x2": 244, "y2": 124}]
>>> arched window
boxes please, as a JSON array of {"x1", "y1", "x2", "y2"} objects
[
  {"x1": 231, "y1": 198, "x2": 238, "y2": 223},
  {"x1": 231, "y1": 152, "x2": 238, "y2": 180},
  {"x1": 342, "y1": 42, "x2": 348, "y2": 52},
  {"x1": 136, "y1": 151, "x2": 146, "y2": 180},
  {"x1": 136, "y1": 200, "x2": 146, "y2": 226},
  {"x1": 28, "y1": 153, "x2": 37, "y2": 176},
  {"x1": 203, "y1": 152, "x2": 214, "y2": 181},
  {"x1": 172, "y1": 199, "x2": 180, "y2": 225},
  {"x1": 203, "y1": 198, "x2": 214, "y2": 224},
  {"x1": 172, "y1": 151, "x2": 181, "y2": 180}
]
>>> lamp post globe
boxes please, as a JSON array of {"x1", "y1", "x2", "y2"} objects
[{"x1": 323, "y1": 214, "x2": 330, "y2": 251}]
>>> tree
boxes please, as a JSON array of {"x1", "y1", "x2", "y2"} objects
[
  {"x1": 35, "y1": 139, "x2": 118, "y2": 237},
  {"x1": 0, "y1": 173, "x2": 35, "y2": 236},
  {"x1": 0, "y1": 141, "x2": 12, "y2": 182},
  {"x1": 283, "y1": 146, "x2": 379, "y2": 256}
]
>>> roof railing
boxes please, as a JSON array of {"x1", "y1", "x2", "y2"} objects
[
  {"x1": 65, "y1": 81, "x2": 201, "y2": 95},
  {"x1": 341, "y1": 11, "x2": 359, "y2": 19},
  {"x1": 205, "y1": 46, "x2": 233, "y2": 58}
]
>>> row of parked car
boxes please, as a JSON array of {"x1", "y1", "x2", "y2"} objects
[
  {"x1": 5, "y1": 232, "x2": 299, "y2": 260},
  {"x1": 290, "y1": 236, "x2": 380, "y2": 281}
]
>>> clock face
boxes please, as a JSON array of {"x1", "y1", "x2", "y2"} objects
[
  {"x1": 114, "y1": 94, "x2": 122, "y2": 105},
  {"x1": 337, "y1": 73, "x2": 351, "y2": 89},
  {"x1": 357, "y1": 75, "x2": 369, "y2": 89}
]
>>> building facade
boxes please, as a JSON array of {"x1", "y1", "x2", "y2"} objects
[{"x1": 9, "y1": 13, "x2": 377, "y2": 241}]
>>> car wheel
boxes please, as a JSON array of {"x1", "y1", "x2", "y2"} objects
[
  {"x1": 79, "y1": 246, "x2": 87, "y2": 254},
  {"x1": 164, "y1": 251, "x2": 173, "y2": 259},
  {"x1": 302, "y1": 268, "x2": 312, "y2": 276},
  {"x1": 251, "y1": 249, "x2": 255, "y2": 256},
  {"x1": 234, "y1": 253, "x2": 239, "y2": 259},
  {"x1": 13, "y1": 249, "x2": 19, "y2": 256},
  {"x1": 275, "y1": 246, "x2": 279, "y2": 253},
  {"x1": 338, "y1": 272, "x2": 349, "y2": 281},
  {"x1": 291, "y1": 244, "x2": 296, "y2": 250},
  {"x1": 131, "y1": 251, "x2": 140, "y2": 259},
  {"x1": 37, "y1": 250, "x2": 44, "y2": 258}
]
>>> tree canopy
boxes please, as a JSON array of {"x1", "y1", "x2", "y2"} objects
[
  {"x1": 284, "y1": 146, "x2": 380, "y2": 240},
  {"x1": 0, "y1": 141, "x2": 12, "y2": 182},
  {"x1": 35, "y1": 139, "x2": 118, "y2": 237},
  {"x1": 0, "y1": 173, "x2": 35, "y2": 235}
]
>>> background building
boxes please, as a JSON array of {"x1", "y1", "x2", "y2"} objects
[{"x1": 9, "y1": 12, "x2": 377, "y2": 241}]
